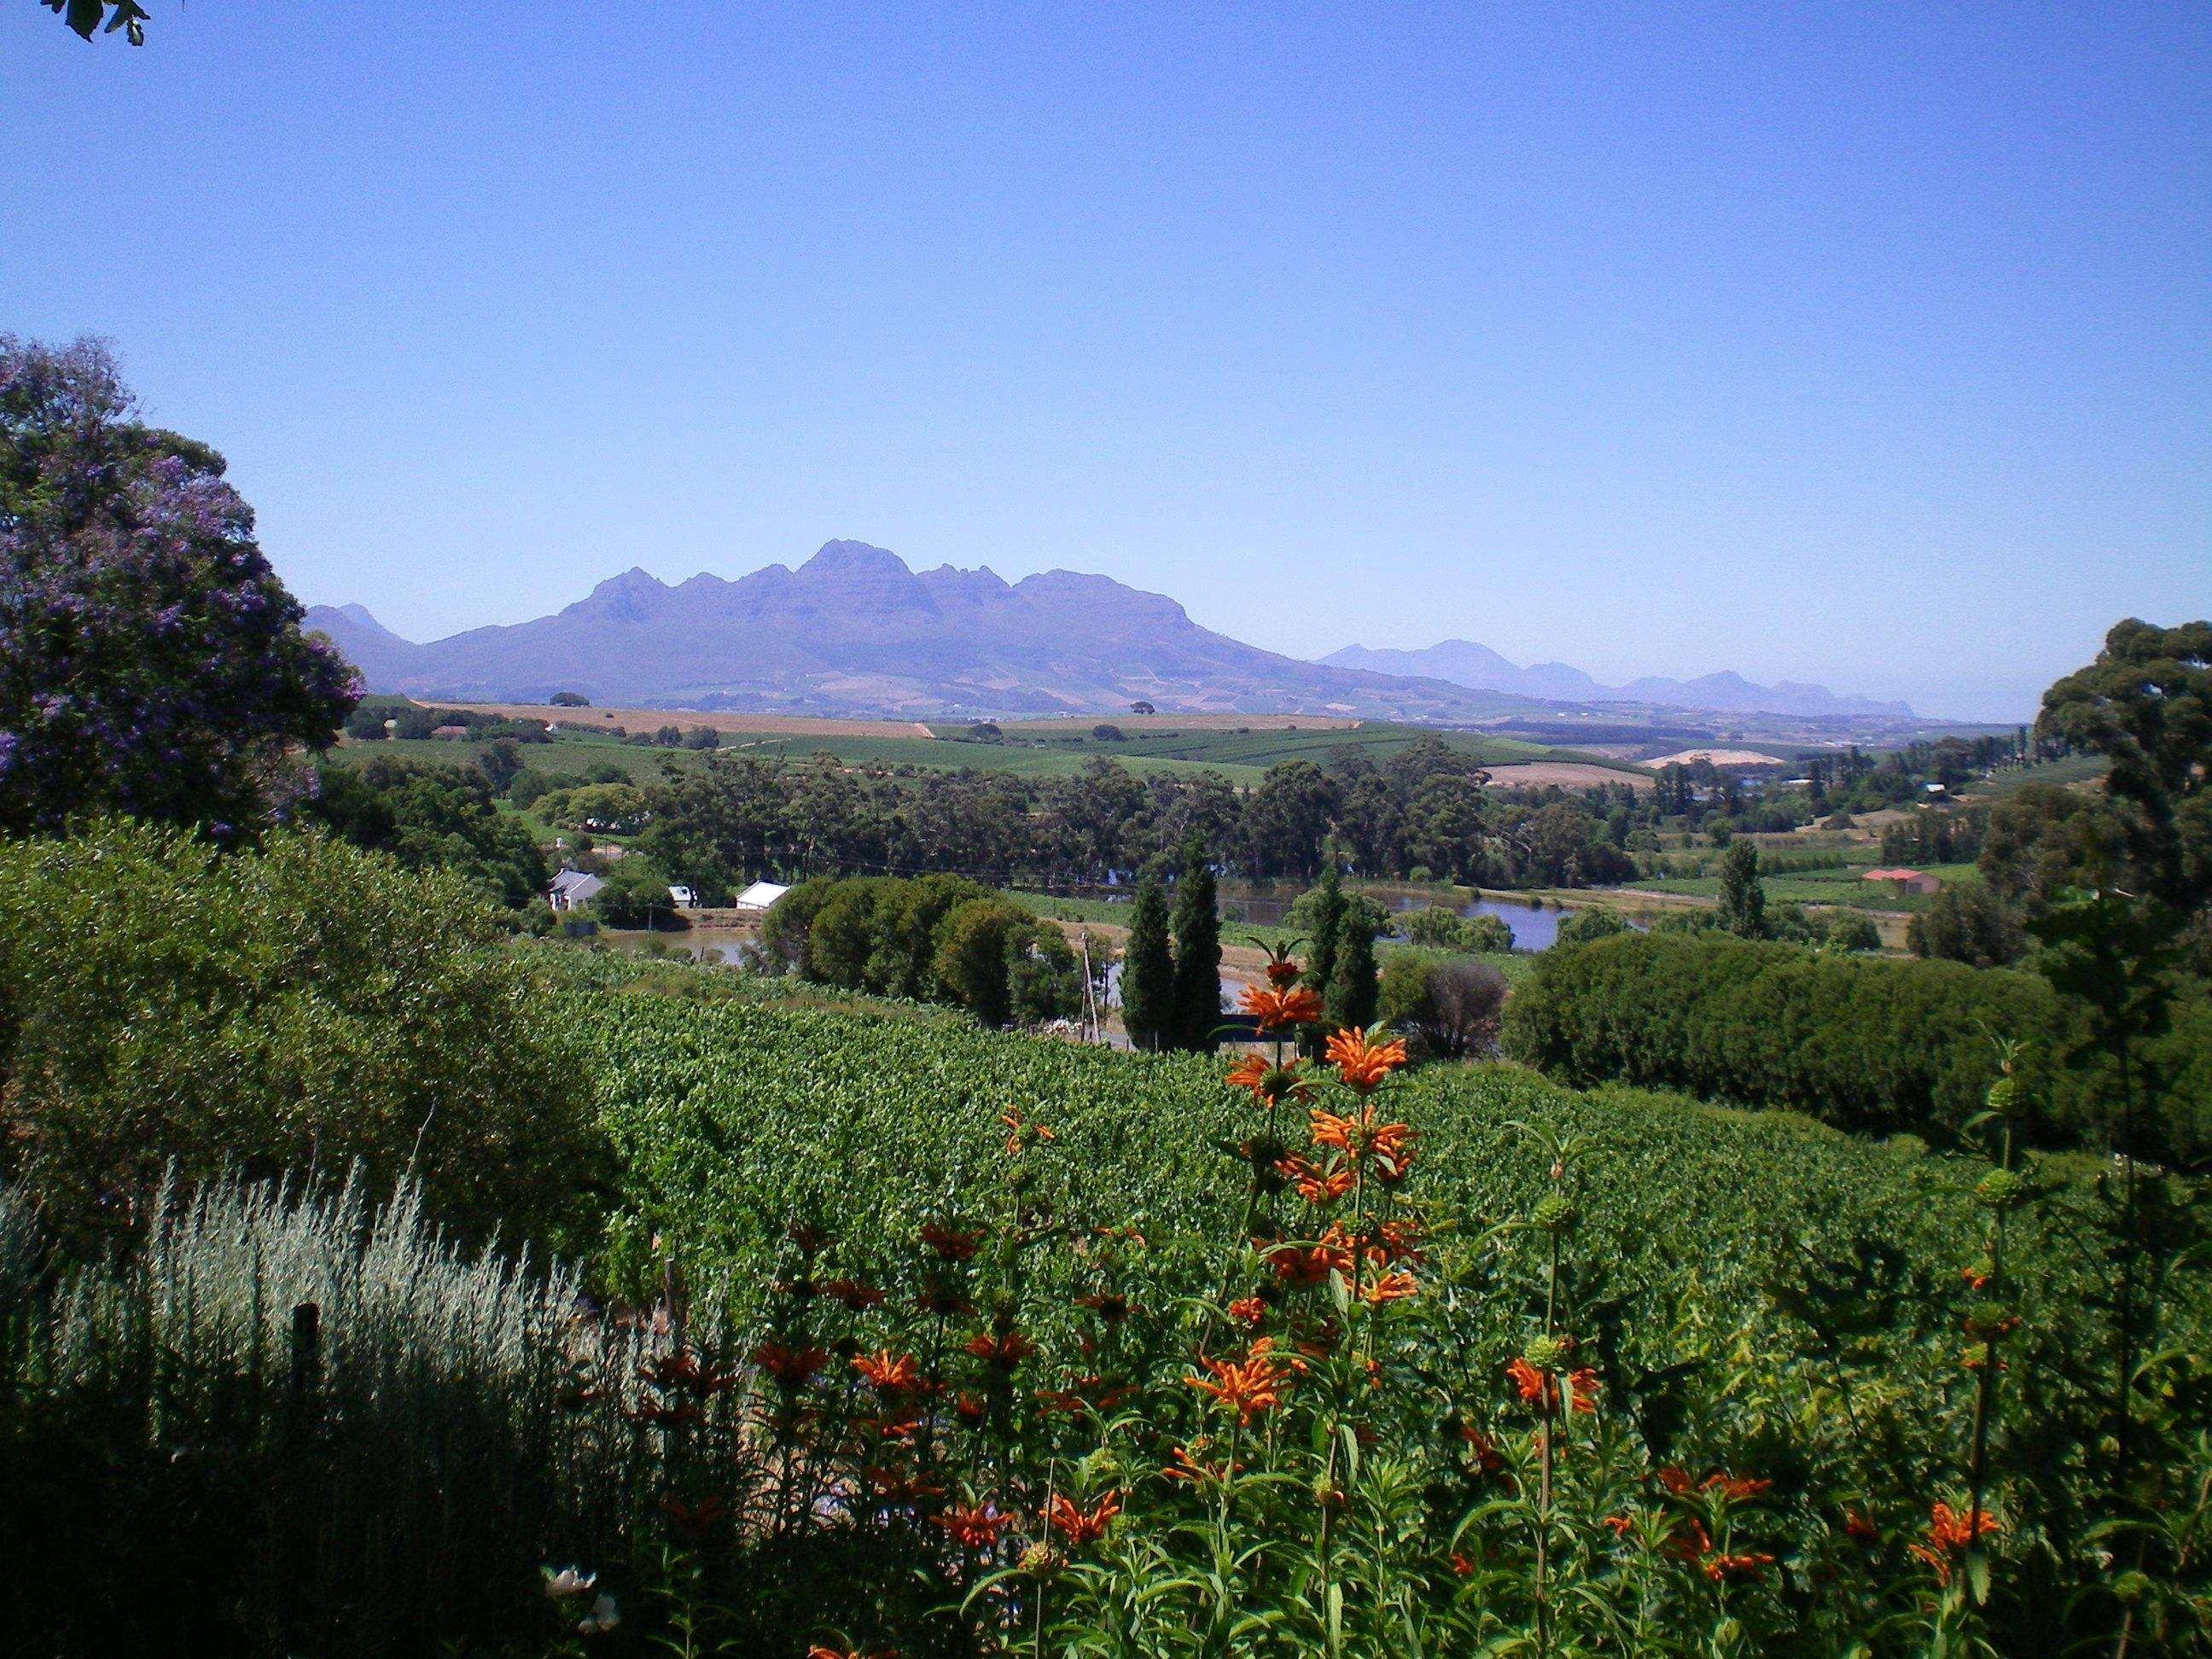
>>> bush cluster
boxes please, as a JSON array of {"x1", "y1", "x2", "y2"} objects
[
  {"x1": 1501, "y1": 929, "x2": 2212, "y2": 1155},
  {"x1": 760, "y1": 873, "x2": 1091, "y2": 1027},
  {"x1": 0, "y1": 821, "x2": 605, "y2": 1250}
]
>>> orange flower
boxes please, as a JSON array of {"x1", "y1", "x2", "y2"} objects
[
  {"x1": 933, "y1": 1502, "x2": 1016, "y2": 1550},
  {"x1": 1044, "y1": 1490, "x2": 1122, "y2": 1545},
  {"x1": 1567, "y1": 1367, "x2": 1601, "y2": 1414},
  {"x1": 1362, "y1": 1270, "x2": 1419, "y2": 1305},
  {"x1": 1908, "y1": 1502, "x2": 2001, "y2": 1584},
  {"x1": 1665, "y1": 1516, "x2": 1714, "y2": 1563},
  {"x1": 920, "y1": 1222, "x2": 982, "y2": 1262},
  {"x1": 1702, "y1": 1473, "x2": 1773, "y2": 1504},
  {"x1": 807, "y1": 1646, "x2": 896, "y2": 1659},
  {"x1": 1287, "y1": 1158, "x2": 1356, "y2": 1205},
  {"x1": 1842, "y1": 1508, "x2": 1879, "y2": 1543},
  {"x1": 822, "y1": 1278, "x2": 887, "y2": 1311},
  {"x1": 1449, "y1": 1551, "x2": 1476, "y2": 1576},
  {"x1": 1228, "y1": 1053, "x2": 1316, "y2": 1107},
  {"x1": 751, "y1": 1341, "x2": 828, "y2": 1388},
  {"x1": 1238, "y1": 982, "x2": 1324, "y2": 1033},
  {"x1": 1266, "y1": 959, "x2": 1302, "y2": 989},
  {"x1": 1309, "y1": 1103, "x2": 1411, "y2": 1164},
  {"x1": 1703, "y1": 1550, "x2": 1775, "y2": 1580},
  {"x1": 1324, "y1": 1026, "x2": 1410, "y2": 1092},
  {"x1": 1603, "y1": 1514, "x2": 1634, "y2": 1538},
  {"x1": 964, "y1": 1330, "x2": 1036, "y2": 1369},
  {"x1": 1163, "y1": 1440, "x2": 1235, "y2": 1484},
  {"x1": 1075, "y1": 1289, "x2": 1130, "y2": 1322},
  {"x1": 853, "y1": 1350, "x2": 924, "y2": 1394},
  {"x1": 953, "y1": 1390, "x2": 987, "y2": 1426},
  {"x1": 1507, "y1": 1357, "x2": 1551, "y2": 1406},
  {"x1": 1185, "y1": 1336, "x2": 1295, "y2": 1424},
  {"x1": 1000, "y1": 1109, "x2": 1057, "y2": 1153},
  {"x1": 1227, "y1": 1295, "x2": 1267, "y2": 1325},
  {"x1": 1459, "y1": 1423, "x2": 1504, "y2": 1473}
]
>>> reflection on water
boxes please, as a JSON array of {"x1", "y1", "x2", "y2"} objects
[
  {"x1": 602, "y1": 927, "x2": 759, "y2": 966},
  {"x1": 1218, "y1": 882, "x2": 1573, "y2": 951}
]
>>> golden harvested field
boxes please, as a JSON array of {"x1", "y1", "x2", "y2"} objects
[
  {"x1": 997, "y1": 712, "x2": 1363, "y2": 734},
  {"x1": 1637, "y1": 747, "x2": 1788, "y2": 769},
  {"x1": 434, "y1": 702, "x2": 936, "y2": 740},
  {"x1": 1487, "y1": 760, "x2": 1652, "y2": 790}
]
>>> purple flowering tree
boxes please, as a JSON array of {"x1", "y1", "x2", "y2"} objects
[{"x1": 0, "y1": 336, "x2": 358, "y2": 835}]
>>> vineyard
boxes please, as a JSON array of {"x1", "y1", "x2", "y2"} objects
[{"x1": 571, "y1": 972, "x2": 2212, "y2": 1655}]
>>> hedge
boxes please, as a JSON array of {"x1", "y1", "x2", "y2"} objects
[{"x1": 1501, "y1": 931, "x2": 2099, "y2": 1148}]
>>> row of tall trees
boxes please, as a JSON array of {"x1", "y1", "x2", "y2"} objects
[
  {"x1": 607, "y1": 742, "x2": 1639, "y2": 901},
  {"x1": 1120, "y1": 837, "x2": 1223, "y2": 1051}
]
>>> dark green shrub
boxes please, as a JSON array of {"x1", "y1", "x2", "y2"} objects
[
  {"x1": 1502, "y1": 930, "x2": 2099, "y2": 1147},
  {"x1": 0, "y1": 822, "x2": 603, "y2": 1249}
]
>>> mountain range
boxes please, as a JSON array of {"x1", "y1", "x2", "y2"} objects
[
  {"x1": 1319, "y1": 640, "x2": 1914, "y2": 720},
  {"x1": 306, "y1": 541, "x2": 1918, "y2": 725},
  {"x1": 304, "y1": 542, "x2": 1545, "y2": 723}
]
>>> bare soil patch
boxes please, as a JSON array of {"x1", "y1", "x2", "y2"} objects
[
  {"x1": 1487, "y1": 761, "x2": 1652, "y2": 790},
  {"x1": 1637, "y1": 748, "x2": 1788, "y2": 769}
]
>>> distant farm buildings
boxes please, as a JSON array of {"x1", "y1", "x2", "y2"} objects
[
  {"x1": 1861, "y1": 867, "x2": 1941, "y2": 896},
  {"x1": 547, "y1": 869, "x2": 604, "y2": 911},
  {"x1": 733, "y1": 880, "x2": 791, "y2": 914}
]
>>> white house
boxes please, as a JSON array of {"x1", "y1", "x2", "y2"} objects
[
  {"x1": 732, "y1": 880, "x2": 791, "y2": 914},
  {"x1": 547, "y1": 869, "x2": 604, "y2": 912},
  {"x1": 667, "y1": 884, "x2": 699, "y2": 909}
]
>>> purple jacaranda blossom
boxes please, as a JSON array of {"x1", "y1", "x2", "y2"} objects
[{"x1": 1, "y1": 335, "x2": 358, "y2": 836}]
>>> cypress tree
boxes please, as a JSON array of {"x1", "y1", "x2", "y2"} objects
[
  {"x1": 1170, "y1": 835, "x2": 1223, "y2": 1051},
  {"x1": 1306, "y1": 859, "x2": 1347, "y2": 983},
  {"x1": 1716, "y1": 840, "x2": 1767, "y2": 940},
  {"x1": 1324, "y1": 904, "x2": 1381, "y2": 1033},
  {"x1": 1299, "y1": 844, "x2": 1348, "y2": 1053},
  {"x1": 1121, "y1": 874, "x2": 1176, "y2": 1051}
]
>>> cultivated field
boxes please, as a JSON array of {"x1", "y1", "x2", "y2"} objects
[{"x1": 436, "y1": 701, "x2": 937, "y2": 738}]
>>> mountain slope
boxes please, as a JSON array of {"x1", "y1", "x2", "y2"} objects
[
  {"x1": 1322, "y1": 640, "x2": 1913, "y2": 720},
  {"x1": 305, "y1": 542, "x2": 1547, "y2": 721}
]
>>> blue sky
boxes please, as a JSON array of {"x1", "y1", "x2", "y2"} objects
[{"x1": 5, "y1": 3, "x2": 2205, "y2": 720}]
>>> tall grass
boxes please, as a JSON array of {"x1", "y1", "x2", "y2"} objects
[{"x1": 0, "y1": 1169, "x2": 661, "y2": 1656}]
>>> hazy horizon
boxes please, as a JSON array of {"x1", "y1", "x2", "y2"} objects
[{"x1": 7, "y1": 3, "x2": 2205, "y2": 724}]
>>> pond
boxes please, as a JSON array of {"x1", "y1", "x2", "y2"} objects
[
  {"x1": 601, "y1": 927, "x2": 759, "y2": 966},
  {"x1": 1217, "y1": 882, "x2": 1579, "y2": 951}
]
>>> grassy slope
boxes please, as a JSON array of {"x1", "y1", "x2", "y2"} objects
[{"x1": 1631, "y1": 860, "x2": 1984, "y2": 913}]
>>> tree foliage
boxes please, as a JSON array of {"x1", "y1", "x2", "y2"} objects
[
  {"x1": 0, "y1": 821, "x2": 602, "y2": 1250},
  {"x1": 0, "y1": 337, "x2": 356, "y2": 835}
]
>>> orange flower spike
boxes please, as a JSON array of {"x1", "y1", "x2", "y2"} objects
[
  {"x1": 852, "y1": 1350, "x2": 923, "y2": 1394},
  {"x1": 1185, "y1": 1336, "x2": 1294, "y2": 1424},
  {"x1": 1361, "y1": 1269, "x2": 1419, "y2": 1305},
  {"x1": 963, "y1": 1330, "x2": 1036, "y2": 1369},
  {"x1": 1044, "y1": 1490, "x2": 1123, "y2": 1546},
  {"x1": 750, "y1": 1341, "x2": 829, "y2": 1388},
  {"x1": 1324, "y1": 1025, "x2": 1410, "y2": 1093},
  {"x1": 1906, "y1": 1502, "x2": 2003, "y2": 1584},
  {"x1": 1703, "y1": 1550, "x2": 1776, "y2": 1581},
  {"x1": 1225, "y1": 1053, "x2": 1270, "y2": 1096},
  {"x1": 1506, "y1": 1356, "x2": 1554, "y2": 1408},
  {"x1": 933, "y1": 1502, "x2": 1016, "y2": 1550},
  {"x1": 1297, "y1": 1164, "x2": 1357, "y2": 1206},
  {"x1": 1238, "y1": 982, "x2": 1324, "y2": 1033},
  {"x1": 1227, "y1": 1295, "x2": 1267, "y2": 1325},
  {"x1": 1567, "y1": 1367, "x2": 1602, "y2": 1415}
]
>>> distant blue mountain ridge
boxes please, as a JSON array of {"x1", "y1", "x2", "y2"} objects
[
  {"x1": 304, "y1": 539, "x2": 1915, "y2": 723},
  {"x1": 1319, "y1": 639, "x2": 1914, "y2": 721}
]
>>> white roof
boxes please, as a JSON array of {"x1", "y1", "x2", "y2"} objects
[
  {"x1": 734, "y1": 880, "x2": 791, "y2": 910},
  {"x1": 549, "y1": 870, "x2": 603, "y2": 899}
]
